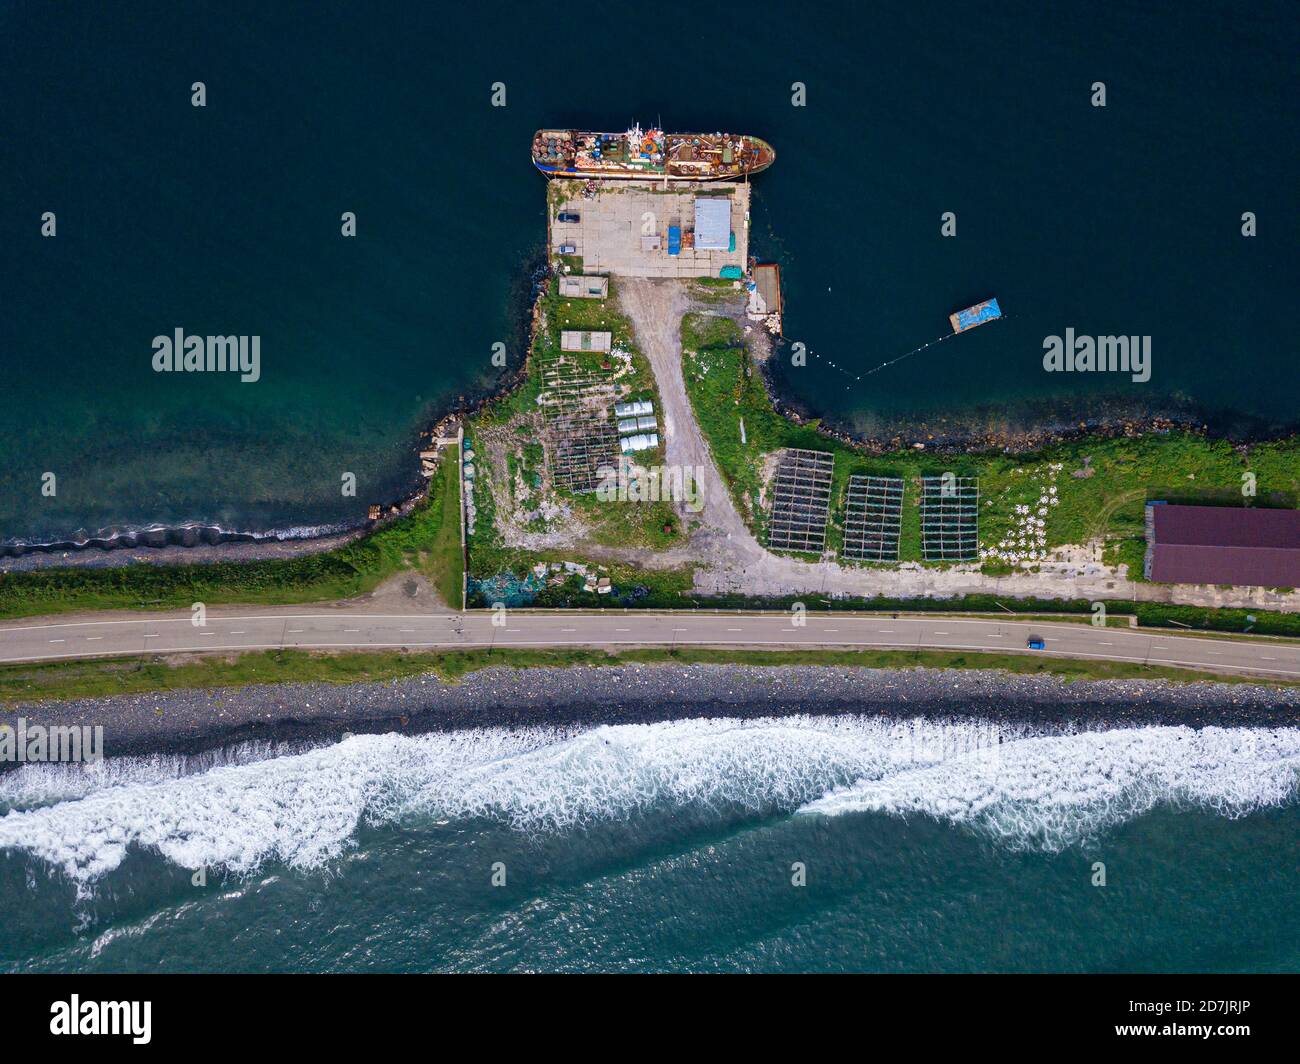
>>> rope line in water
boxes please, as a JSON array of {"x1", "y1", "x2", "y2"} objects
[
  {"x1": 859, "y1": 330, "x2": 960, "y2": 377},
  {"x1": 800, "y1": 317, "x2": 1008, "y2": 391}
]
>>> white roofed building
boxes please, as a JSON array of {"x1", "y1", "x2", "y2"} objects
[
  {"x1": 558, "y1": 275, "x2": 609, "y2": 299},
  {"x1": 560, "y1": 330, "x2": 612, "y2": 353},
  {"x1": 693, "y1": 197, "x2": 731, "y2": 251}
]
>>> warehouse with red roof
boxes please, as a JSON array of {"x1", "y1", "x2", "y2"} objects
[{"x1": 1144, "y1": 504, "x2": 1300, "y2": 587}]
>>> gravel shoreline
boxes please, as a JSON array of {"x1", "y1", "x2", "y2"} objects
[
  {"x1": 3, "y1": 664, "x2": 1297, "y2": 764},
  {"x1": 0, "y1": 526, "x2": 371, "y2": 572}
]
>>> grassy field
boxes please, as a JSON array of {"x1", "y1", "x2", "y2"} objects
[
  {"x1": 541, "y1": 275, "x2": 658, "y2": 404},
  {"x1": 420, "y1": 453, "x2": 466, "y2": 607},
  {"x1": 0, "y1": 453, "x2": 465, "y2": 620},
  {"x1": 463, "y1": 275, "x2": 685, "y2": 602},
  {"x1": 681, "y1": 312, "x2": 1300, "y2": 574},
  {"x1": 3, "y1": 643, "x2": 1293, "y2": 707}
]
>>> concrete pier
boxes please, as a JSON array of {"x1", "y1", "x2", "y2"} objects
[{"x1": 549, "y1": 179, "x2": 749, "y2": 279}]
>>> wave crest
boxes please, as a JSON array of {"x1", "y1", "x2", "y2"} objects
[
  {"x1": 799, "y1": 726, "x2": 1300, "y2": 850},
  {"x1": 0, "y1": 718, "x2": 1296, "y2": 882}
]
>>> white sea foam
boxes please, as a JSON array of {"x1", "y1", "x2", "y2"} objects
[
  {"x1": 0, "y1": 718, "x2": 1295, "y2": 882},
  {"x1": 0, "y1": 740, "x2": 306, "y2": 810},
  {"x1": 799, "y1": 726, "x2": 1300, "y2": 850}
]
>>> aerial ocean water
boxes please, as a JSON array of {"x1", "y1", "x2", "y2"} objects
[
  {"x1": 2, "y1": 715, "x2": 1297, "y2": 972},
  {"x1": 2, "y1": 1, "x2": 1297, "y2": 976},
  {"x1": 2, "y1": 0, "x2": 1296, "y2": 543}
]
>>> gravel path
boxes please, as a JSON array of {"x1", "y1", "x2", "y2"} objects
[{"x1": 618, "y1": 279, "x2": 767, "y2": 570}]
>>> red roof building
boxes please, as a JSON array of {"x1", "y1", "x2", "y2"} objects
[{"x1": 1144, "y1": 504, "x2": 1300, "y2": 587}]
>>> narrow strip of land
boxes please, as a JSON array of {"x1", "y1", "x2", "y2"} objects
[{"x1": 0, "y1": 611, "x2": 1296, "y2": 678}]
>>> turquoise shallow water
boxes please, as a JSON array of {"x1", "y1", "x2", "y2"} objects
[
  {"x1": 1, "y1": 717, "x2": 1297, "y2": 973},
  {"x1": 1, "y1": 1, "x2": 1296, "y2": 543}
]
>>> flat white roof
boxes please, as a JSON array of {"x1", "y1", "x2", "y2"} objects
[
  {"x1": 694, "y1": 197, "x2": 731, "y2": 250},
  {"x1": 559, "y1": 275, "x2": 608, "y2": 298},
  {"x1": 560, "y1": 330, "x2": 611, "y2": 352}
]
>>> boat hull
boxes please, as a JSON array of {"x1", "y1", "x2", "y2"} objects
[{"x1": 533, "y1": 129, "x2": 775, "y2": 182}]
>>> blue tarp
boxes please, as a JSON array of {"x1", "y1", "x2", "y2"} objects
[
  {"x1": 668, "y1": 225, "x2": 681, "y2": 256},
  {"x1": 955, "y1": 298, "x2": 1002, "y2": 329}
]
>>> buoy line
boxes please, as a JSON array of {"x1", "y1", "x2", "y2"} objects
[{"x1": 798, "y1": 317, "x2": 1007, "y2": 390}]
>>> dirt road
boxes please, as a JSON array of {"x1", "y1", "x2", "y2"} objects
[{"x1": 617, "y1": 279, "x2": 767, "y2": 571}]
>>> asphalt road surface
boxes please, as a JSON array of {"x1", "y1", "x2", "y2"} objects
[{"x1": 0, "y1": 610, "x2": 1297, "y2": 679}]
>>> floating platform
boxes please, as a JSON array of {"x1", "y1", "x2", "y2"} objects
[
  {"x1": 949, "y1": 298, "x2": 1002, "y2": 333},
  {"x1": 753, "y1": 263, "x2": 782, "y2": 317}
]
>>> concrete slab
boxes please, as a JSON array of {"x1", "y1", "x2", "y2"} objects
[{"x1": 549, "y1": 180, "x2": 750, "y2": 279}]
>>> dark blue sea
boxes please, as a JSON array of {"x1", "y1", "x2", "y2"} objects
[
  {"x1": 2, "y1": 719, "x2": 1297, "y2": 972},
  {"x1": 0, "y1": 2, "x2": 1296, "y2": 974},
  {"x1": 1, "y1": 0, "x2": 1295, "y2": 542}
]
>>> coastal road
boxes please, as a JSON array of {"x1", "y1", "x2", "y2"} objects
[{"x1": 1, "y1": 611, "x2": 1298, "y2": 679}]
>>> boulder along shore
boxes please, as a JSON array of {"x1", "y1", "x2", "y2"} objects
[{"x1": 3, "y1": 662, "x2": 1297, "y2": 765}]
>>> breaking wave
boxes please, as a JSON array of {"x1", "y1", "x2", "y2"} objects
[
  {"x1": 0, "y1": 718, "x2": 1296, "y2": 883},
  {"x1": 0, "y1": 740, "x2": 309, "y2": 811},
  {"x1": 800, "y1": 726, "x2": 1300, "y2": 850}
]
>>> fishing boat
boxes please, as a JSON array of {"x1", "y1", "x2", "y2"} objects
[{"x1": 532, "y1": 123, "x2": 775, "y2": 181}]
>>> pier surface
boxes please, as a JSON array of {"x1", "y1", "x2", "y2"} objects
[{"x1": 550, "y1": 180, "x2": 749, "y2": 278}]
